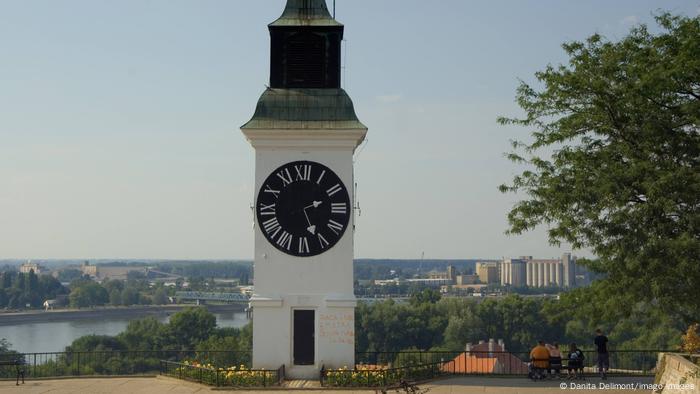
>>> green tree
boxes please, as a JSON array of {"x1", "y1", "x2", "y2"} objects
[
  {"x1": 66, "y1": 335, "x2": 127, "y2": 352},
  {"x1": 15, "y1": 272, "x2": 25, "y2": 291},
  {"x1": 152, "y1": 288, "x2": 168, "y2": 305},
  {"x1": 57, "y1": 268, "x2": 83, "y2": 283},
  {"x1": 168, "y1": 307, "x2": 216, "y2": 349},
  {"x1": 1, "y1": 272, "x2": 12, "y2": 289},
  {"x1": 441, "y1": 303, "x2": 485, "y2": 350},
  {"x1": 0, "y1": 338, "x2": 13, "y2": 354},
  {"x1": 23, "y1": 270, "x2": 41, "y2": 307},
  {"x1": 69, "y1": 282, "x2": 109, "y2": 308},
  {"x1": 196, "y1": 323, "x2": 252, "y2": 366},
  {"x1": 102, "y1": 279, "x2": 124, "y2": 294},
  {"x1": 409, "y1": 288, "x2": 441, "y2": 305},
  {"x1": 109, "y1": 289, "x2": 121, "y2": 306},
  {"x1": 120, "y1": 287, "x2": 139, "y2": 306},
  {"x1": 118, "y1": 317, "x2": 169, "y2": 351},
  {"x1": 499, "y1": 13, "x2": 700, "y2": 322}
]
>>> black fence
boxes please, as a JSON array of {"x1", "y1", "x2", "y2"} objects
[
  {"x1": 0, "y1": 350, "x2": 251, "y2": 379},
  {"x1": 355, "y1": 350, "x2": 661, "y2": 377},
  {"x1": 159, "y1": 360, "x2": 284, "y2": 387},
  {"x1": 0, "y1": 349, "x2": 663, "y2": 384}
]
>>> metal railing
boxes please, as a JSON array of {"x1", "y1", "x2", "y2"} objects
[
  {"x1": 1, "y1": 349, "x2": 664, "y2": 384},
  {"x1": 355, "y1": 350, "x2": 662, "y2": 377},
  {"x1": 0, "y1": 350, "x2": 251, "y2": 379},
  {"x1": 159, "y1": 360, "x2": 283, "y2": 387}
]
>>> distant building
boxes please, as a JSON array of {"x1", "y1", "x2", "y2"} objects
[
  {"x1": 20, "y1": 261, "x2": 44, "y2": 275},
  {"x1": 448, "y1": 284, "x2": 488, "y2": 293},
  {"x1": 80, "y1": 261, "x2": 147, "y2": 282},
  {"x1": 81, "y1": 261, "x2": 98, "y2": 278},
  {"x1": 427, "y1": 266, "x2": 455, "y2": 281},
  {"x1": 447, "y1": 265, "x2": 457, "y2": 281},
  {"x1": 405, "y1": 278, "x2": 452, "y2": 287},
  {"x1": 523, "y1": 253, "x2": 577, "y2": 288},
  {"x1": 476, "y1": 262, "x2": 499, "y2": 284},
  {"x1": 500, "y1": 259, "x2": 527, "y2": 287},
  {"x1": 455, "y1": 274, "x2": 479, "y2": 285},
  {"x1": 374, "y1": 278, "x2": 403, "y2": 286},
  {"x1": 525, "y1": 258, "x2": 560, "y2": 288},
  {"x1": 562, "y1": 253, "x2": 576, "y2": 288},
  {"x1": 43, "y1": 295, "x2": 68, "y2": 310}
]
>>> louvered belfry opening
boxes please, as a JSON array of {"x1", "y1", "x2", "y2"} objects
[
  {"x1": 284, "y1": 32, "x2": 326, "y2": 88},
  {"x1": 269, "y1": 0, "x2": 343, "y2": 89}
]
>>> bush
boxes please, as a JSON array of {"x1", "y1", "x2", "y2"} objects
[{"x1": 681, "y1": 324, "x2": 700, "y2": 354}]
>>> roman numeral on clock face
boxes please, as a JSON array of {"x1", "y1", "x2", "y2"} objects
[
  {"x1": 294, "y1": 164, "x2": 312, "y2": 181},
  {"x1": 327, "y1": 219, "x2": 344, "y2": 235},
  {"x1": 331, "y1": 203, "x2": 347, "y2": 215},
  {"x1": 317, "y1": 233, "x2": 330, "y2": 249},
  {"x1": 262, "y1": 217, "x2": 281, "y2": 239},
  {"x1": 316, "y1": 170, "x2": 326, "y2": 185},
  {"x1": 327, "y1": 184, "x2": 342, "y2": 197},
  {"x1": 276, "y1": 231, "x2": 293, "y2": 251},
  {"x1": 259, "y1": 203, "x2": 276, "y2": 216},
  {"x1": 276, "y1": 168, "x2": 293, "y2": 186},
  {"x1": 298, "y1": 237, "x2": 310, "y2": 254},
  {"x1": 264, "y1": 185, "x2": 280, "y2": 199}
]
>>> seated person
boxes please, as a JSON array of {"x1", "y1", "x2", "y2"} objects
[
  {"x1": 546, "y1": 342, "x2": 563, "y2": 378},
  {"x1": 529, "y1": 340, "x2": 550, "y2": 380},
  {"x1": 567, "y1": 343, "x2": 585, "y2": 379}
]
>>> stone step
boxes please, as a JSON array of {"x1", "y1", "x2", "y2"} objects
[{"x1": 282, "y1": 379, "x2": 322, "y2": 389}]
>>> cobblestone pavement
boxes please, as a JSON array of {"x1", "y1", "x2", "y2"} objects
[{"x1": 0, "y1": 376, "x2": 655, "y2": 394}]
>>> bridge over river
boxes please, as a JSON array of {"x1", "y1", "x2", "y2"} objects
[{"x1": 175, "y1": 291, "x2": 250, "y2": 305}]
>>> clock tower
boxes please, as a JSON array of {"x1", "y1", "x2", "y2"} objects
[{"x1": 241, "y1": 0, "x2": 367, "y2": 380}]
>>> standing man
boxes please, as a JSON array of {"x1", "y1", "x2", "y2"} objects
[{"x1": 594, "y1": 329, "x2": 609, "y2": 379}]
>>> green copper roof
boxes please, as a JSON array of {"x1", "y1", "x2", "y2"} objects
[
  {"x1": 269, "y1": 0, "x2": 342, "y2": 27},
  {"x1": 241, "y1": 88, "x2": 366, "y2": 130}
]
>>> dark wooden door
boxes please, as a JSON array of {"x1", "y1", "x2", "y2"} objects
[{"x1": 293, "y1": 310, "x2": 315, "y2": 365}]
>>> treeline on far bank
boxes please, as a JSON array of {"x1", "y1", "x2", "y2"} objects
[
  {"x1": 0, "y1": 270, "x2": 65, "y2": 309},
  {"x1": 3, "y1": 289, "x2": 687, "y2": 363},
  {"x1": 0, "y1": 270, "x2": 172, "y2": 309},
  {"x1": 356, "y1": 289, "x2": 686, "y2": 353}
]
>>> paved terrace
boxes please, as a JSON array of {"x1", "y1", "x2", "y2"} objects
[{"x1": 0, "y1": 376, "x2": 656, "y2": 393}]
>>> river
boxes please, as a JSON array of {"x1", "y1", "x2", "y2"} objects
[{"x1": 0, "y1": 311, "x2": 249, "y2": 354}]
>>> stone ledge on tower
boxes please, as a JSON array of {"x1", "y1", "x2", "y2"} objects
[
  {"x1": 249, "y1": 296, "x2": 283, "y2": 308},
  {"x1": 325, "y1": 295, "x2": 357, "y2": 308}
]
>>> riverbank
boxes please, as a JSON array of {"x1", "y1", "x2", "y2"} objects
[{"x1": 0, "y1": 304, "x2": 244, "y2": 326}]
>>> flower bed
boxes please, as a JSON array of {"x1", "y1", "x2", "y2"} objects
[
  {"x1": 321, "y1": 361, "x2": 452, "y2": 387},
  {"x1": 160, "y1": 360, "x2": 282, "y2": 387}
]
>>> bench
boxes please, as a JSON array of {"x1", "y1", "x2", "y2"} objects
[{"x1": 0, "y1": 359, "x2": 26, "y2": 385}]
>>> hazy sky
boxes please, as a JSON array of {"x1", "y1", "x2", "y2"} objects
[{"x1": 1, "y1": 0, "x2": 697, "y2": 260}]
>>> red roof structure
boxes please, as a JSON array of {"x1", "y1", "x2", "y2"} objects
[{"x1": 441, "y1": 340, "x2": 529, "y2": 374}]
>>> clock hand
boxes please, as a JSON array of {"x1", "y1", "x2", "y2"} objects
[
  {"x1": 302, "y1": 201, "x2": 323, "y2": 235},
  {"x1": 303, "y1": 201, "x2": 323, "y2": 209},
  {"x1": 302, "y1": 208, "x2": 312, "y2": 226}
]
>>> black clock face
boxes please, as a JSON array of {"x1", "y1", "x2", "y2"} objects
[{"x1": 256, "y1": 161, "x2": 351, "y2": 257}]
